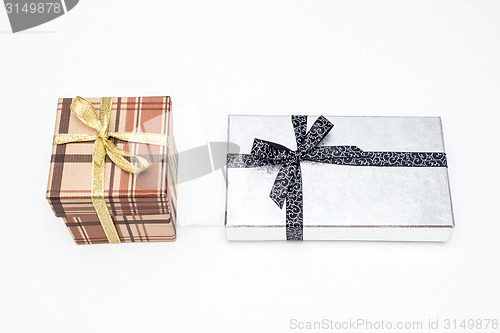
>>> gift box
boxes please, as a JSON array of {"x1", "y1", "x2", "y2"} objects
[
  {"x1": 47, "y1": 96, "x2": 178, "y2": 244},
  {"x1": 225, "y1": 115, "x2": 454, "y2": 241}
]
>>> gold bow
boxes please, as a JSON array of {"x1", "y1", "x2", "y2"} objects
[{"x1": 54, "y1": 96, "x2": 169, "y2": 243}]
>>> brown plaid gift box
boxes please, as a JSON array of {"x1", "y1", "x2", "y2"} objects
[{"x1": 46, "y1": 96, "x2": 178, "y2": 244}]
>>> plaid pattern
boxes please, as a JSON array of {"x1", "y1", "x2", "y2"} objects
[
  {"x1": 64, "y1": 212, "x2": 176, "y2": 245},
  {"x1": 46, "y1": 96, "x2": 178, "y2": 244},
  {"x1": 64, "y1": 157, "x2": 178, "y2": 245}
]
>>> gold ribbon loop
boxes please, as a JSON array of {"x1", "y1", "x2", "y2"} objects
[
  {"x1": 54, "y1": 96, "x2": 169, "y2": 243},
  {"x1": 70, "y1": 96, "x2": 104, "y2": 132}
]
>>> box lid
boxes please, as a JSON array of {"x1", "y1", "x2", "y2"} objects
[{"x1": 46, "y1": 96, "x2": 174, "y2": 217}]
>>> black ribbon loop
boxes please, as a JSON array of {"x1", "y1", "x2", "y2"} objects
[{"x1": 227, "y1": 115, "x2": 448, "y2": 241}]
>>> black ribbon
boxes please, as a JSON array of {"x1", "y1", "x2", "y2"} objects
[{"x1": 227, "y1": 115, "x2": 448, "y2": 241}]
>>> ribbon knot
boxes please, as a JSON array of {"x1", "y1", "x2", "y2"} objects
[
  {"x1": 293, "y1": 149, "x2": 307, "y2": 162},
  {"x1": 97, "y1": 130, "x2": 108, "y2": 140},
  {"x1": 53, "y1": 97, "x2": 169, "y2": 243}
]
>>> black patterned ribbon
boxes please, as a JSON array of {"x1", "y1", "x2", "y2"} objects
[{"x1": 227, "y1": 116, "x2": 448, "y2": 241}]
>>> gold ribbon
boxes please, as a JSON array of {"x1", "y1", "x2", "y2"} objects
[{"x1": 54, "y1": 96, "x2": 169, "y2": 243}]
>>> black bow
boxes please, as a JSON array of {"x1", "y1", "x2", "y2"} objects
[{"x1": 227, "y1": 115, "x2": 447, "y2": 241}]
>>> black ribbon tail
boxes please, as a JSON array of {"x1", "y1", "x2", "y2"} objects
[
  {"x1": 268, "y1": 163, "x2": 304, "y2": 240},
  {"x1": 269, "y1": 164, "x2": 290, "y2": 209},
  {"x1": 285, "y1": 163, "x2": 303, "y2": 241}
]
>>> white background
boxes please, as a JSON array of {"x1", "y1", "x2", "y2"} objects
[{"x1": 1, "y1": 1, "x2": 499, "y2": 332}]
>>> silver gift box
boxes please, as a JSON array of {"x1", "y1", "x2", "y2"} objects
[{"x1": 225, "y1": 115, "x2": 454, "y2": 241}]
